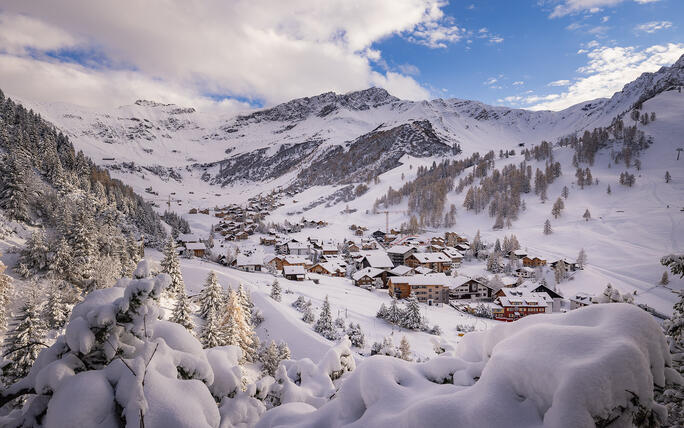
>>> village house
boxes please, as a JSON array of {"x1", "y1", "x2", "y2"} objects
[
  {"x1": 550, "y1": 258, "x2": 582, "y2": 272},
  {"x1": 569, "y1": 292, "x2": 595, "y2": 310},
  {"x1": 235, "y1": 231, "x2": 249, "y2": 240},
  {"x1": 386, "y1": 245, "x2": 416, "y2": 267},
  {"x1": 449, "y1": 277, "x2": 497, "y2": 300},
  {"x1": 508, "y1": 249, "x2": 528, "y2": 259},
  {"x1": 352, "y1": 267, "x2": 384, "y2": 287},
  {"x1": 441, "y1": 247, "x2": 464, "y2": 266},
  {"x1": 321, "y1": 243, "x2": 339, "y2": 256},
  {"x1": 359, "y1": 252, "x2": 394, "y2": 271},
  {"x1": 522, "y1": 256, "x2": 547, "y2": 268},
  {"x1": 388, "y1": 274, "x2": 450, "y2": 305},
  {"x1": 185, "y1": 242, "x2": 207, "y2": 258},
  {"x1": 233, "y1": 254, "x2": 263, "y2": 272},
  {"x1": 347, "y1": 242, "x2": 360, "y2": 253},
  {"x1": 494, "y1": 290, "x2": 551, "y2": 322},
  {"x1": 515, "y1": 267, "x2": 536, "y2": 279},
  {"x1": 454, "y1": 242, "x2": 470, "y2": 253},
  {"x1": 444, "y1": 232, "x2": 468, "y2": 246},
  {"x1": 404, "y1": 252, "x2": 451, "y2": 273},
  {"x1": 283, "y1": 265, "x2": 306, "y2": 281},
  {"x1": 389, "y1": 265, "x2": 414, "y2": 276},
  {"x1": 308, "y1": 262, "x2": 345, "y2": 277},
  {"x1": 287, "y1": 241, "x2": 310, "y2": 256},
  {"x1": 178, "y1": 233, "x2": 201, "y2": 245},
  {"x1": 260, "y1": 236, "x2": 277, "y2": 246}
]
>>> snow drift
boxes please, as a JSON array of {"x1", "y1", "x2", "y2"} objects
[{"x1": 257, "y1": 304, "x2": 682, "y2": 428}]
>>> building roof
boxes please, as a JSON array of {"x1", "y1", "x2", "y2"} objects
[
  {"x1": 389, "y1": 265, "x2": 414, "y2": 276},
  {"x1": 498, "y1": 289, "x2": 552, "y2": 307},
  {"x1": 185, "y1": 242, "x2": 206, "y2": 250},
  {"x1": 284, "y1": 255, "x2": 309, "y2": 265},
  {"x1": 411, "y1": 252, "x2": 451, "y2": 263},
  {"x1": 311, "y1": 262, "x2": 345, "y2": 274},
  {"x1": 389, "y1": 273, "x2": 450, "y2": 286},
  {"x1": 386, "y1": 245, "x2": 415, "y2": 255},
  {"x1": 414, "y1": 266, "x2": 434, "y2": 275},
  {"x1": 442, "y1": 247, "x2": 464, "y2": 259},
  {"x1": 287, "y1": 242, "x2": 309, "y2": 251},
  {"x1": 361, "y1": 252, "x2": 394, "y2": 269},
  {"x1": 236, "y1": 253, "x2": 263, "y2": 266},
  {"x1": 283, "y1": 265, "x2": 306, "y2": 275},
  {"x1": 178, "y1": 233, "x2": 200, "y2": 242},
  {"x1": 352, "y1": 267, "x2": 384, "y2": 281}
]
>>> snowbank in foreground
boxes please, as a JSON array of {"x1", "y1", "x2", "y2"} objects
[{"x1": 257, "y1": 304, "x2": 682, "y2": 428}]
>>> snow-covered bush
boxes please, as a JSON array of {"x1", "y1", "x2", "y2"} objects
[
  {"x1": 346, "y1": 323, "x2": 365, "y2": 348},
  {"x1": 257, "y1": 304, "x2": 682, "y2": 428}
]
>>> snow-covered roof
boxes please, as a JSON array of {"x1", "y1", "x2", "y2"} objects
[
  {"x1": 236, "y1": 253, "x2": 263, "y2": 266},
  {"x1": 414, "y1": 266, "x2": 434, "y2": 275},
  {"x1": 352, "y1": 267, "x2": 384, "y2": 281},
  {"x1": 185, "y1": 242, "x2": 206, "y2": 250},
  {"x1": 312, "y1": 262, "x2": 345, "y2": 274},
  {"x1": 284, "y1": 255, "x2": 309, "y2": 265},
  {"x1": 283, "y1": 265, "x2": 306, "y2": 275},
  {"x1": 322, "y1": 243, "x2": 338, "y2": 252},
  {"x1": 498, "y1": 289, "x2": 552, "y2": 306},
  {"x1": 390, "y1": 273, "x2": 450, "y2": 286},
  {"x1": 386, "y1": 245, "x2": 415, "y2": 255},
  {"x1": 390, "y1": 265, "x2": 413, "y2": 276},
  {"x1": 361, "y1": 252, "x2": 393, "y2": 269},
  {"x1": 411, "y1": 252, "x2": 451, "y2": 263},
  {"x1": 287, "y1": 242, "x2": 309, "y2": 250},
  {"x1": 442, "y1": 247, "x2": 464, "y2": 258}
]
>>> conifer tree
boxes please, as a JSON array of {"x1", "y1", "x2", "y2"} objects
[
  {"x1": 277, "y1": 341, "x2": 291, "y2": 361},
  {"x1": 665, "y1": 171, "x2": 671, "y2": 183},
  {"x1": 221, "y1": 289, "x2": 256, "y2": 361},
  {"x1": 302, "y1": 300, "x2": 315, "y2": 324},
  {"x1": 401, "y1": 294, "x2": 424, "y2": 330},
  {"x1": 577, "y1": 248, "x2": 587, "y2": 269},
  {"x1": 376, "y1": 303, "x2": 388, "y2": 319},
  {"x1": 386, "y1": 298, "x2": 403, "y2": 325},
  {"x1": 583, "y1": 209, "x2": 591, "y2": 221},
  {"x1": 398, "y1": 336, "x2": 412, "y2": 361},
  {"x1": 606, "y1": 184, "x2": 612, "y2": 195},
  {"x1": 0, "y1": 257, "x2": 13, "y2": 332},
  {"x1": 346, "y1": 322, "x2": 365, "y2": 348},
  {"x1": 4, "y1": 293, "x2": 47, "y2": 381},
  {"x1": 543, "y1": 219, "x2": 553, "y2": 235},
  {"x1": 44, "y1": 281, "x2": 70, "y2": 330},
  {"x1": 551, "y1": 197, "x2": 564, "y2": 219},
  {"x1": 270, "y1": 279, "x2": 282, "y2": 302},
  {"x1": 22, "y1": 229, "x2": 49, "y2": 273},
  {"x1": 49, "y1": 237, "x2": 71, "y2": 279},
  {"x1": 314, "y1": 296, "x2": 338, "y2": 340},
  {"x1": 561, "y1": 185, "x2": 569, "y2": 199},
  {"x1": 260, "y1": 340, "x2": 281, "y2": 377},
  {"x1": 161, "y1": 237, "x2": 185, "y2": 295},
  {"x1": 198, "y1": 271, "x2": 223, "y2": 319},
  {"x1": 171, "y1": 288, "x2": 194, "y2": 332},
  {"x1": 0, "y1": 152, "x2": 30, "y2": 221},
  {"x1": 200, "y1": 307, "x2": 223, "y2": 348},
  {"x1": 660, "y1": 271, "x2": 670, "y2": 285}
]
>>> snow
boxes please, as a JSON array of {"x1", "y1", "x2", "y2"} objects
[{"x1": 257, "y1": 303, "x2": 681, "y2": 428}]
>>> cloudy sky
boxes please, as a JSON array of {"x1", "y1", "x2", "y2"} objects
[{"x1": 0, "y1": 0, "x2": 682, "y2": 113}]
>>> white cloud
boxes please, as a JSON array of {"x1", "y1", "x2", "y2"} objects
[
  {"x1": 0, "y1": 0, "x2": 464, "y2": 110},
  {"x1": 548, "y1": 79, "x2": 571, "y2": 86},
  {"x1": 513, "y1": 81, "x2": 524, "y2": 85},
  {"x1": 527, "y1": 42, "x2": 684, "y2": 110},
  {"x1": 549, "y1": 0, "x2": 659, "y2": 18},
  {"x1": 635, "y1": 21, "x2": 672, "y2": 33},
  {"x1": 483, "y1": 77, "x2": 499, "y2": 85},
  {"x1": 397, "y1": 63, "x2": 421, "y2": 76}
]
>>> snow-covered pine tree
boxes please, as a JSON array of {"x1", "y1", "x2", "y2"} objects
[
  {"x1": 335, "y1": 316, "x2": 346, "y2": 329},
  {"x1": 551, "y1": 198, "x2": 564, "y2": 219},
  {"x1": 401, "y1": 294, "x2": 424, "y2": 330},
  {"x1": 314, "y1": 296, "x2": 338, "y2": 340},
  {"x1": 171, "y1": 288, "x2": 194, "y2": 332},
  {"x1": 561, "y1": 185, "x2": 569, "y2": 199},
  {"x1": 543, "y1": 219, "x2": 552, "y2": 235},
  {"x1": 661, "y1": 254, "x2": 684, "y2": 279},
  {"x1": 22, "y1": 229, "x2": 49, "y2": 273},
  {"x1": 0, "y1": 257, "x2": 13, "y2": 332},
  {"x1": 277, "y1": 341, "x2": 291, "y2": 361},
  {"x1": 44, "y1": 280, "x2": 71, "y2": 330},
  {"x1": 270, "y1": 279, "x2": 282, "y2": 302},
  {"x1": 161, "y1": 237, "x2": 185, "y2": 295},
  {"x1": 346, "y1": 322, "x2": 365, "y2": 348},
  {"x1": 376, "y1": 303, "x2": 388, "y2": 319},
  {"x1": 370, "y1": 336, "x2": 397, "y2": 357},
  {"x1": 200, "y1": 307, "x2": 224, "y2": 348},
  {"x1": 302, "y1": 301, "x2": 315, "y2": 324},
  {"x1": 576, "y1": 248, "x2": 587, "y2": 269},
  {"x1": 198, "y1": 270, "x2": 223, "y2": 319},
  {"x1": 665, "y1": 171, "x2": 671, "y2": 183},
  {"x1": 660, "y1": 271, "x2": 670, "y2": 285},
  {"x1": 606, "y1": 184, "x2": 612, "y2": 195},
  {"x1": 221, "y1": 288, "x2": 256, "y2": 361},
  {"x1": 0, "y1": 151, "x2": 30, "y2": 222},
  {"x1": 583, "y1": 209, "x2": 591, "y2": 221},
  {"x1": 554, "y1": 260, "x2": 566, "y2": 285},
  {"x1": 48, "y1": 236, "x2": 71, "y2": 279},
  {"x1": 386, "y1": 298, "x2": 404, "y2": 326},
  {"x1": 3, "y1": 293, "x2": 47, "y2": 382},
  {"x1": 260, "y1": 341, "x2": 281, "y2": 377},
  {"x1": 398, "y1": 336, "x2": 412, "y2": 361}
]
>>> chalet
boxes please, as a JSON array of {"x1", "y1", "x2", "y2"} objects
[
  {"x1": 449, "y1": 277, "x2": 497, "y2": 300},
  {"x1": 320, "y1": 254, "x2": 347, "y2": 269},
  {"x1": 430, "y1": 236, "x2": 445, "y2": 247},
  {"x1": 283, "y1": 265, "x2": 306, "y2": 281},
  {"x1": 354, "y1": 229, "x2": 364, "y2": 237},
  {"x1": 234, "y1": 254, "x2": 263, "y2": 272},
  {"x1": 508, "y1": 249, "x2": 528, "y2": 259},
  {"x1": 569, "y1": 292, "x2": 595, "y2": 310},
  {"x1": 441, "y1": 247, "x2": 464, "y2": 266},
  {"x1": 352, "y1": 267, "x2": 384, "y2": 287},
  {"x1": 522, "y1": 256, "x2": 546, "y2": 268},
  {"x1": 321, "y1": 243, "x2": 339, "y2": 256},
  {"x1": 308, "y1": 262, "x2": 345, "y2": 277},
  {"x1": 361, "y1": 240, "x2": 378, "y2": 251},
  {"x1": 266, "y1": 255, "x2": 308, "y2": 271},
  {"x1": 444, "y1": 232, "x2": 468, "y2": 246},
  {"x1": 359, "y1": 252, "x2": 394, "y2": 271},
  {"x1": 405, "y1": 252, "x2": 451, "y2": 273},
  {"x1": 414, "y1": 266, "x2": 434, "y2": 275},
  {"x1": 454, "y1": 243, "x2": 470, "y2": 253},
  {"x1": 260, "y1": 236, "x2": 277, "y2": 246},
  {"x1": 550, "y1": 258, "x2": 582, "y2": 272},
  {"x1": 178, "y1": 233, "x2": 200, "y2": 244},
  {"x1": 386, "y1": 245, "x2": 416, "y2": 267},
  {"x1": 185, "y1": 242, "x2": 207, "y2": 258},
  {"x1": 494, "y1": 291, "x2": 551, "y2": 322},
  {"x1": 189, "y1": 208, "x2": 198, "y2": 214},
  {"x1": 287, "y1": 241, "x2": 310, "y2": 256},
  {"x1": 388, "y1": 274, "x2": 450, "y2": 305},
  {"x1": 389, "y1": 265, "x2": 414, "y2": 276},
  {"x1": 517, "y1": 282, "x2": 563, "y2": 312},
  {"x1": 199, "y1": 208, "x2": 210, "y2": 215},
  {"x1": 347, "y1": 243, "x2": 360, "y2": 253},
  {"x1": 235, "y1": 231, "x2": 249, "y2": 241},
  {"x1": 515, "y1": 267, "x2": 536, "y2": 279},
  {"x1": 371, "y1": 230, "x2": 386, "y2": 241}
]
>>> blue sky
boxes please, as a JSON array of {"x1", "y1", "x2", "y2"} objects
[
  {"x1": 371, "y1": 0, "x2": 684, "y2": 109},
  {"x1": 0, "y1": 0, "x2": 682, "y2": 112}
]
